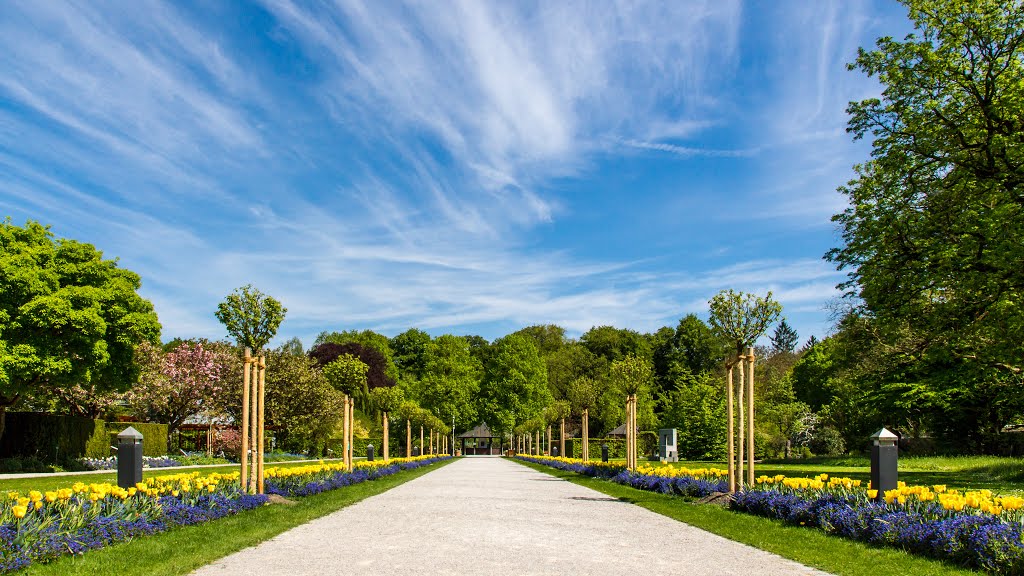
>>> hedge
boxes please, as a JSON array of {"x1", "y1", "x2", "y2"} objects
[
  {"x1": 0, "y1": 413, "x2": 169, "y2": 460},
  {"x1": 107, "y1": 422, "x2": 169, "y2": 457}
]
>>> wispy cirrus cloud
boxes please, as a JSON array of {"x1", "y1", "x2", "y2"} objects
[{"x1": 0, "y1": 0, "x2": 906, "y2": 346}]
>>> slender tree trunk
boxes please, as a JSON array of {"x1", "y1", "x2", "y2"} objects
[
  {"x1": 727, "y1": 364, "x2": 735, "y2": 493},
  {"x1": 560, "y1": 418, "x2": 565, "y2": 458},
  {"x1": 747, "y1": 348, "x2": 756, "y2": 487},
  {"x1": 383, "y1": 412, "x2": 390, "y2": 462},
  {"x1": 587, "y1": 409, "x2": 591, "y2": 461},
  {"x1": 406, "y1": 419, "x2": 411, "y2": 457},
  {"x1": 738, "y1": 359, "x2": 745, "y2": 489}
]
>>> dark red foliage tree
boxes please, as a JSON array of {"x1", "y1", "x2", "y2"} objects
[{"x1": 308, "y1": 342, "x2": 395, "y2": 389}]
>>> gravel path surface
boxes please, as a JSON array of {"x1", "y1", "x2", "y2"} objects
[{"x1": 193, "y1": 457, "x2": 829, "y2": 576}]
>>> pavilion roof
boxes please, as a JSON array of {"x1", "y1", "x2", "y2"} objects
[{"x1": 458, "y1": 423, "x2": 497, "y2": 438}]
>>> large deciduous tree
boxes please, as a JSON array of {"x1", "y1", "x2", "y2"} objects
[
  {"x1": 479, "y1": 334, "x2": 550, "y2": 436},
  {"x1": 417, "y1": 335, "x2": 480, "y2": 431},
  {"x1": 264, "y1": 351, "x2": 344, "y2": 454},
  {"x1": 214, "y1": 285, "x2": 286, "y2": 352},
  {"x1": 827, "y1": 0, "x2": 1024, "y2": 449},
  {"x1": 0, "y1": 220, "x2": 161, "y2": 440}
]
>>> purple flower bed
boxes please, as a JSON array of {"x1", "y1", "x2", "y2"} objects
[
  {"x1": 265, "y1": 456, "x2": 452, "y2": 497},
  {"x1": 0, "y1": 493, "x2": 268, "y2": 572},
  {"x1": 733, "y1": 489, "x2": 1024, "y2": 573},
  {"x1": 79, "y1": 456, "x2": 183, "y2": 470}
]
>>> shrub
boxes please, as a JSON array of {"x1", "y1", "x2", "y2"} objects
[{"x1": 809, "y1": 426, "x2": 846, "y2": 456}]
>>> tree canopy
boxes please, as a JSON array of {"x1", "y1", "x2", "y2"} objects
[
  {"x1": 0, "y1": 220, "x2": 161, "y2": 437},
  {"x1": 708, "y1": 289, "x2": 782, "y2": 355},
  {"x1": 215, "y1": 284, "x2": 286, "y2": 352},
  {"x1": 478, "y1": 333, "x2": 550, "y2": 435}
]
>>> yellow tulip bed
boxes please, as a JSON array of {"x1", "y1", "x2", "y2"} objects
[
  {"x1": 263, "y1": 455, "x2": 451, "y2": 497},
  {"x1": 0, "y1": 471, "x2": 265, "y2": 572}
]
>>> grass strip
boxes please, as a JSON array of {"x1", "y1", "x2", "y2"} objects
[
  {"x1": 23, "y1": 458, "x2": 453, "y2": 576},
  {"x1": 514, "y1": 459, "x2": 977, "y2": 576}
]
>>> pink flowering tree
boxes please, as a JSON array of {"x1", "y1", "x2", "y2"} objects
[{"x1": 127, "y1": 341, "x2": 230, "y2": 451}]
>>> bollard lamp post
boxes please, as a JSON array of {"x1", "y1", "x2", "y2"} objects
[
  {"x1": 870, "y1": 427, "x2": 899, "y2": 501},
  {"x1": 117, "y1": 427, "x2": 144, "y2": 489},
  {"x1": 601, "y1": 443, "x2": 609, "y2": 463},
  {"x1": 367, "y1": 444, "x2": 375, "y2": 462}
]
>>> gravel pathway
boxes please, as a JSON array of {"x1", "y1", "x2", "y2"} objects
[{"x1": 193, "y1": 457, "x2": 829, "y2": 576}]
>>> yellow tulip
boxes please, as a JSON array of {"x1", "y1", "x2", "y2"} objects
[{"x1": 11, "y1": 505, "x2": 27, "y2": 519}]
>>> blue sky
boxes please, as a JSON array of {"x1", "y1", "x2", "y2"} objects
[{"x1": 0, "y1": 1, "x2": 913, "y2": 347}]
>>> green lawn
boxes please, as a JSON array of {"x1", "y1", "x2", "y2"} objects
[
  {"x1": 23, "y1": 458, "x2": 453, "y2": 576},
  {"x1": 0, "y1": 457, "x2": 369, "y2": 493},
  {"x1": 515, "y1": 459, "x2": 978, "y2": 576},
  {"x1": 610, "y1": 454, "x2": 1024, "y2": 495}
]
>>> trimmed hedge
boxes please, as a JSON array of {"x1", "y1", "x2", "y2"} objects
[
  {"x1": 0, "y1": 413, "x2": 109, "y2": 460},
  {"x1": 0, "y1": 413, "x2": 169, "y2": 460},
  {"x1": 107, "y1": 422, "x2": 169, "y2": 457}
]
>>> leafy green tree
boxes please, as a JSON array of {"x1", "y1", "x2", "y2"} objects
[
  {"x1": 653, "y1": 315, "x2": 726, "y2": 389},
  {"x1": 511, "y1": 324, "x2": 567, "y2": 357},
  {"x1": 390, "y1": 328, "x2": 431, "y2": 380},
  {"x1": 277, "y1": 337, "x2": 304, "y2": 356},
  {"x1": 478, "y1": 334, "x2": 551, "y2": 436},
  {"x1": 567, "y1": 376, "x2": 599, "y2": 415},
  {"x1": 611, "y1": 354, "x2": 653, "y2": 397},
  {"x1": 0, "y1": 220, "x2": 161, "y2": 440},
  {"x1": 215, "y1": 284, "x2": 286, "y2": 352},
  {"x1": 659, "y1": 372, "x2": 727, "y2": 460},
  {"x1": 322, "y1": 354, "x2": 369, "y2": 398},
  {"x1": 580, "y1": 326, "x2": 653, "y2": 363},
  {"x1": 545, "y1": 343, "x2": 608, "y2": 401},
  {"x1": 826, "y1": 0, "x2": 1024, "y2": 448},
  {"x1": 264, "y1": 350, "x2": 344, "y2": 453},
  {"x1": 417, "y1": 335, "x2": 481, "y2": 431},
  {"x1": 708, "y1": 290, "x2": 782, "y2": 355},
  {"x1": 770, "y1": 319, "x2": 799, "y2": 355}
]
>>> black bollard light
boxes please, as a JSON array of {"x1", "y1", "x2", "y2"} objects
[
  {"x1": 870, "y1": 428, "x2": 898, "y2": 501},
  {"x1": 117, "y1": 427, "x2": 144, "y2": 489},
  {"x1": 552, "y1": 446, "x2": 559, "y2": 457},
  {"x1": 367, "y1": 444, "x2": 375, "y2": 462},
  {"x1": 601, "y1": 443, "x2": 609, "y2": 463}
]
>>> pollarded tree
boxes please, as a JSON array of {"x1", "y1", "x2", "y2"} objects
[
  {"x1": 322, "y1": 354, "x2": 369, "y2": 398},
  {"x1": 708, "y1": 290, "x2": 782, "y2": 356},
  {"x1": 567, "y1": 376, "x2": 599, "y2": 460},
  {"x1": 370, "y1": 385, "x2": 405, "y2": 460},
  {"x1": 611, "y1": 355, "x2": 654, "y2": 469},
  {"x1": 0, "y1": 220, "x2": 162, "y2": 440},
  {"x1": 215, "y1": 285, "x2": 286, "y2": 352}
]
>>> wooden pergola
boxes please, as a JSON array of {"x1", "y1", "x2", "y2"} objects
[{"x1": 458, "y1": 423, "x2": 503, "y2": 456}]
